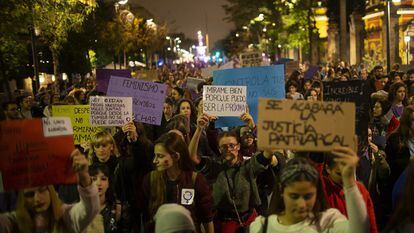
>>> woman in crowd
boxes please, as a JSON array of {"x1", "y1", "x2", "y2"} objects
[
  {"x1": 141, "y1": 132, "x2": 215, "y2": 232},
  {"x1": 189, "y1": 112, "x2": 276, "y2": 233},
  {"x1": 171, "y1": 87, "x2": 185, "y2": 103},
  {"x1": 250, "y1": 147, "x2": 369, "y2": 233},
  {"x1": 86, "y1": 164, "x2": 119, "y2": 233},
  {"x1": 175, "y1": 99, "x2": 198, "y2": 135},
  {"x1": 371, "y1": 99, "x2": 391, "y2": 149},
  {"x1": 88, "y1": 130, "x2": 120, "y2": 179},
  {"x1": 385, "y1": 105, "x2": 414, "y2": 190},
  {"x1": 0, "y1": 149, "x2": 100, "y2": 233},
  {"x1": 385, "y1": 82, "x2": 408, "y2": 133}
]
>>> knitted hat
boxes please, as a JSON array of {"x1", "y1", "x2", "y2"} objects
[{"x1": 154, "y1": 204, "x2": 195, "y2": 233}]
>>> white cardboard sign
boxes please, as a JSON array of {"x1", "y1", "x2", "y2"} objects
[
  {"x1": 203, "y1": 85, "x2": 247, "y2": 117},
  {"x1": 89, "y1": 96, "x2": 133, "y2": 126},
  {"x1": 42, "y1": 117, "x2": 74, "y2": 137}
]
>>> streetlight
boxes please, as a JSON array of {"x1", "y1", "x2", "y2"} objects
[
  {"x1": 405, "y1": 34, "x2": 411, "y2": 64},
  {"x1": 386, "y1": 0, "x2": 401, "y2": 72}
]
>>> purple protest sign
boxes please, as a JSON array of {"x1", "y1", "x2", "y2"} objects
[
  {"x1": 96, "y1": 69, "x2": 131, "y2": 93},
  {"x1": 106, "y1": 76, "x2": 167, "y2": 125}
]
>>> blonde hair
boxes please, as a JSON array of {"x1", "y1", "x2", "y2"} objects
[
  {"x1": 88, "y1": 130, "x2": 120, "y2": 163},
  {"x1": 15, "y1": 185, "x2": 63, "y2": 233}
]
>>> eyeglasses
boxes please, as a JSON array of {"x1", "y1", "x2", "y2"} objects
[{"x1": 219, "y1": 143, "x2": 238, "y2": 151}]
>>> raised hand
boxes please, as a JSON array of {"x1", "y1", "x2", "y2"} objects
[
  {"x1": 197, "y1": 113, "x2": 211, "y2": 130},
  {"x1": 122, "y1": 122, "x2": 138, "y2": 142},
  {"x1": 240, "y1": 112, "x2": 255, "y2": 129},
  {"x1": 71, "y1": 149, "x2": 92, "y2": 187},
  {"x1": 331, "y1": 146, "x2": 359, "y2": 188}
]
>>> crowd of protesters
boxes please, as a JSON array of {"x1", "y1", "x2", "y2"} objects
[{"x1": 0, "y1": 60, "x2": 414, "y2": 233}]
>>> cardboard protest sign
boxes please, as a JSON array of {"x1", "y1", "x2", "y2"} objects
[
  {"x1": 107, "y1": 76, "x2": 167, "y2": 125},
  {"x1": 323, "y1": 80, "x2": 371, "y2": 149},
  {"x1": 52, "y1": 105, "x2": 101, "y2": 144},
  {"x1": 239, "y1": 52, "x2": 262, "y2": 67},
  {"x1": 203, "y1": 86, "x2": 247, "y2": 117},
  {"x1": 257, "y1": 99, "x2": 355, "y2": 152},
  {"x1": 42, "y1": 117, "x2": 73, "y2": 137},
  {"x1": 213, "y1": 65, "x2": 285, "y2": 128},
  {"x1": 96, "y1": 69, "x2": 131, "y2": 93},
  {"x1": 0, "y1": 119, "x2": 76, "y2": 191},
  {"x1": 187, "y1": 77, "x2": 205, "y2": 90},
  {"x1": 89, "y1": 96, "x2": 133, "y2": 126}
]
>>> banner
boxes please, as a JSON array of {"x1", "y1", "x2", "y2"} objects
[
  {"x1": 203, "y1": 85, "x2": 247, "y2": 117},
  {"x1": 187, "y1": 77, "x2": 205, "y2": 90},
  {"x1": 90, "y1": 96, "x2": 133, "y2": 126},
  {"x1": 213, "y1": 65, "x2": 285, "y2": 128},
  {"x1": 52, "y1": 105, "x2": 101, "y2": 144},
  {"x1": 0, "y1": 119, "x2": 76, "y2": 191},
  {"x1": 257, "y1": 99, "x2": 355, "y2": 152},
  {"x1": 96, "y1": 69, "x2": 131, "y2": 93},
  {"x1": 323, "y1": 80, "x2": 371, "y2": 149},
  {"x1": 107, "y1": 76, "x2": 167, "y2": 125}
]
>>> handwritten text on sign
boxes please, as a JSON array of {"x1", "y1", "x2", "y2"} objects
[
  {"x1": 106, "y1": 76, "x2": 167, "y2": 125},
  {"x1": 42, "y1": 117, "x2": 73, "y2": 137},
  {"x1": 52, "y1": 105, "x2": 101, "y2": 144},
  {"x1": 90, "y1": 96, "x2": 132, "y2": 126},
  {"x1": 203, "y1": 85, "x2": 247, "y2": 117},
  {"x1": 0, "y1": 119, "x2": 76, "y2": 190},
  {"x1": 257, "y1": 99, "x2": 355, "y2": 152}
]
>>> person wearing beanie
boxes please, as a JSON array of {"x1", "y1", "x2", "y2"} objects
[{"x1": 154, "y1": 204, "x2": 195, "y2": 233}]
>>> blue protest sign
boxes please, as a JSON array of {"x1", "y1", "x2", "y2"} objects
[{"x1": 213, "y1": 65, "x2": 285, "y2": 128}]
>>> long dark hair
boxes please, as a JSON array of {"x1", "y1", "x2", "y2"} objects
[
  {"x1": 155, "y1": 132, "x2": 194, "y2": 172},
  {"x1": 268, "y1": 158, "x2": 326, "y2": 227},
  {"x1": 383, "y1": 161, "x2": 414, "y2": 232},
  {"x1": 89, "y1": 163, "x2": 115, "y2": 204},
  {"x1": 388, "y1": 82, "x2": 408, "y2": 105},
  {"x1": 394, "y1": 105, "x2": 414, "y2": 147},
  {"x1": 175, "y1": 99, "x2": 197, "y2": 125}
]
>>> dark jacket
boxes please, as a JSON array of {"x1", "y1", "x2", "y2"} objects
[{"x1": 141, "y1": 170, "x2": 214, "y2": 232}]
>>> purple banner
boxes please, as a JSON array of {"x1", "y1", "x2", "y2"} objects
[
  {"x1": 106, "y1": 76, "x2": 167, "y2": 125},
  {"x1": 96, "y1": 69, "x2": 131, "y2": 93}
]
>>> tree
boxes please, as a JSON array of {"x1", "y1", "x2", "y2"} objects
[
  {"x1": 32, "y1": 0, "x2": 95, "y2": 76},
  {"x1": 0, "y1": 0, "x2": 32, "y2": 97}
]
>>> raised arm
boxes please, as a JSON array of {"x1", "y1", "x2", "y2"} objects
[
  {"x1": 331, "y1": 146, "x2": 369, "y2": 233},
  {"x1": 188, "y1": 114, "x2": 210, "y2": 165},
  {"x1": 63, "y1": 149, "x2": 100, "y2": 233}
]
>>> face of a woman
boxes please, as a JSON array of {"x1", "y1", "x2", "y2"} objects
[
  {"x1": 393, "y1": 75, "x2": 402, "y2": 83},
  {"x1": 163, "y1": 103, "x2": 173, "y2": 119},
  {"x1": 368, "y1": 128, "x2": 373, "y2": 143},
  {"x1": 282, "y1": 180, "x2": 317, "y2": 223},
  {"x1": 92, "y1": 171, "x2": 109, "y2": 198},
  {"x1": 289, "y1": 86, "x2": 297, "y2": 94},
  {"x1": 171, "y1": 89, "x2": 181, "y2": 101},
  {"x1": 94, "y1": 142, "x2": 113, "y2": 162},
  {"x1": 23, "y1": 186, "x2": 51, "y2": 213},
  {"x1": 396, "y1": 86, "x2": 406, "y2": 102},
  {"x1": 153, "y1": 144, "x2": 175, "y2": 171},
  {"x1": 373, "y1": 102, "x2": 383, "y2": 117},
  {"x1": 219, "y1": 136, "x2": 240, "y2": 162},
  {"x1": 179, "y1": 102, "x2": 191, "y2": 118}
]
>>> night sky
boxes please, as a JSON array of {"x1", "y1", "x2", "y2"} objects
[{"x1": 133, "y1": 0, "x2": 234, "y2": 47}]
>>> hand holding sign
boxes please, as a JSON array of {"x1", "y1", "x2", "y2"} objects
[
  {"x1": 330, "y1": 146, "x2": 359, "y2": 189},
  {"x1": 197, "y1": 114, "x2": 211, "y2": 130},
  {"x1": 122, "y1": 122, "x2": 138, "y2": 142},
  {"x1": 240, "y1": 112, "x2": 254, "y2": 129}
]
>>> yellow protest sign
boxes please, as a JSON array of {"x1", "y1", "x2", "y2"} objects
[
  {"x1": 52, "y1": 105, "x2": 101, "y2": 144},
  {"x1": 257, "y1": 98, "x2": 355, "y2": 152}
]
